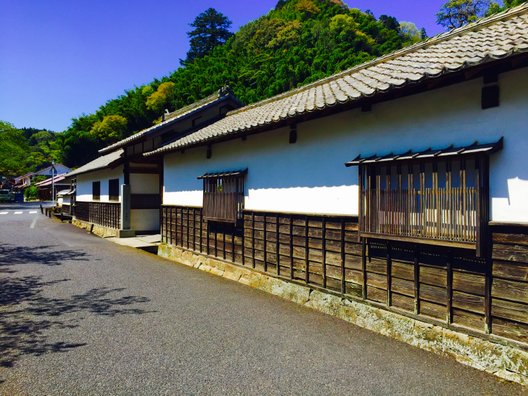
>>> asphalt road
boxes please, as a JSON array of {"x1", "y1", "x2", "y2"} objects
[{"x1": 0, "y1": 203, "x2": 525, "y2": 395}]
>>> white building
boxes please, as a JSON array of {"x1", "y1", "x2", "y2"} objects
[
  {"x1": 66, "y1": 88, "x2": 242, "y2": 236},
  {"x1": 69, "y1": 5, "x2": 528, "y2": 380}
]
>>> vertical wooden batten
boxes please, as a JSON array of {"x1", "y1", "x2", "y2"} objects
[
  {"x1": 414, "y1": 245, "x2": 420, "y2": 315},
  {"x1": 276, "y1": 214, "x2": 280, "y2": 276},
  {"x1": 289, "y1": 218, "x2": 294, "y2": 280},
  {"x1": 322, "y1": 218, "x2": 327, "y2": 289},
  {"x1": 340, "y1": 219, "x2": 346, "y2": 294},
  {"x1": 263, "y1": 214, "x2": 268, "y2": 272},
  {"x1": 305, "y1": 216, "x2": 309, "y2": 284},
  {"x1": 361, "y1": 239, "x2": 367, "y2": 299},
  {"x1": 446, "y1": 250, "x2": 453, "y2": 324},
  {"x1": 387, "y1": 241, "x2": 392, "y2": 306},
  {"x1": 477, "y1": 155, "x2": 490, "y2": 258}
]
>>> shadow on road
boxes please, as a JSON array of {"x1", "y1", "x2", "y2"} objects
[
  {"x1": 0, "y1": 244, "x2": 153, "y2": 370},
  {"x1": 0, "y1": 244, "x2": 90, "y2": 269}
]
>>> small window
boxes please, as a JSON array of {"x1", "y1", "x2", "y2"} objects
[
  {"x1": 109, "y1": 179, "x2": 119, "y2": 201},
  {"x1": 92, "y1": 181, "x2": 100, "y2": 201},
  {"x1": 199, "y1": 169, "x2": 247, "y2": 223}
]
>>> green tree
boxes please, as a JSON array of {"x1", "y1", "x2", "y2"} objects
[
  {"x1": 0, "y1": 121, "x2": 32, "y2": 176},
  {"x1": 295, "y1": 0, "x2": 321, "y2": 16},
  {"x1": 399, "y1": 22, "x2": 422, "y2": 44},
  {"x1": 145, "y1": 81, "x2": 176, "y2": 113},
  {"x1": 182, "y1": 8, "x2": 233, "y2": 65},
  {"x1": 90, "y1": 115, "x2": 128, "y2": 142},
  {"x1": 487, "y1": 0, "x2": 526, "y2": 15},
  {"x1": 436, "y1": 0, "x2": 495, "y2": 29}
]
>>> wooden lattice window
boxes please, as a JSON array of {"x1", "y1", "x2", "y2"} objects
[
  {"x1": 199, "y1": 169, "x2": 247, "y2": 223},
  {"x1": 347, "y1": 139, "x2": 502, "y2": 256}
]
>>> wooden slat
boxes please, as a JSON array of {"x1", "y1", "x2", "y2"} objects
[
  {"x1": 492, "y1": 260, "x2": 528, "y2": 281},
  {"x1": 452, "y1": 308, "x2": 485, "y2": 331},
  {"x1": 492, "y1": 278, "x2": 528, "y2": 303},
  {"x1": 492, "y1": 318, "x2": 528, "y2": 344},
  {"x1": 492, "y1": 298, "x2": 528, "y2": 324}
]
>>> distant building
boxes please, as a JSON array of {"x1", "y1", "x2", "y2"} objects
[{"x1": 13, "y1": 163, "x2": 71, "y2": 193}]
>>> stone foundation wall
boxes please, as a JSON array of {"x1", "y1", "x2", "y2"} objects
[
  {"x1": 158, "y1": 243, "x2": 528, "y2": 385},
  {"x1": 72, "y1": 218, "x2": 119, "y2": 238}
]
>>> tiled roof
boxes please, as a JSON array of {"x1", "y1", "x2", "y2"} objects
[
  {"x1": 146, "y1": 4, "x2": 528, "y2": 157},
  {"x1": 34, "y1": 163, "x2": 71, "y2": 177},
  {"x1": 345, "y1": 138, "x2": 503, "y2": 166},
  {"x1": 66, "y1": 149, "x2": 124, "y2": 178},
  {"x1": 34, "y1": 174, "x2": 68, "y2": 187},
  {"x1": 99, "y1": 87, "x2": 242, "y2": 154}
]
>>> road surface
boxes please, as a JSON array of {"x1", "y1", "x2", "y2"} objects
[{"x1": 0, "y1": 203, "x2": 524, "y2": 395}]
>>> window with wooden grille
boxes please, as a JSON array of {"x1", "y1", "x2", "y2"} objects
[
  {"x1": 108, "y1": 179, "x2": 119, "y2": 201},
  {"x1": 92, "y1": 181, "x2": 100, "y2": 201},
  {"x1": 199, "y1": 169, "x2": 247, "y2": 223},
  {"x1": 347, "y1": 139, "x2": 502, "y2": 255}
]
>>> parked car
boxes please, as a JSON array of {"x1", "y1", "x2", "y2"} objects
[{"x1": 0, "y1": 189, "x2": 15, "y2": 203}]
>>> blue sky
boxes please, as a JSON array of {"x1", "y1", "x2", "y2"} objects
[{"x1": 0, "y1": 0, "x2": 451, "y2": 132}]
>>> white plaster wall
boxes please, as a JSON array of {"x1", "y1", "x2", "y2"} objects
[
  {"x1": 130, "y1": 173, "x2": 159, "y2": 194},
  {"x1": 164, "y1": 68, "x2": 528, "y2": 221},
  {"x1": 76, "y1": 166, "x2": 124, "y2": 202},
  {"x1": 131, "y1": 209, "x2": 159, "y2": 231}
]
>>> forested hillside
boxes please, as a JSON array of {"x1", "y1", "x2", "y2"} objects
[
  {"x1": 59, "y1": 0, "x2": 424, "y2": 167},
  {"x1": 0, "y1": 121, "x2": 61, "y2": 176}
]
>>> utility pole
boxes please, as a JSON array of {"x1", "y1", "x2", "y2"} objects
[{"x1": 51, "y1": 161, "x2": 56, "y2": 205}]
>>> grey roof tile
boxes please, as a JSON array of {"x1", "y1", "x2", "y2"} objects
[
  {"x1": 66, "y1": 149, "x2": 124, "y2": 178},
  {"x1": 99, "y1": 88, "x2": 241, "y2": 154},
  {"x1": 146, "y1": 4, "x2": 528, "y2": 156}
]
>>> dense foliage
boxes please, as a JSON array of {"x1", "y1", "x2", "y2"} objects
[
  {"x1": 0, "y1": 121, "x2": 61, "y2": 177},
  {"x1": 437, "y1": 0, "x2": 526, "y2": 29},
  {"x1": 57, "y1": 0, "x2": 425, "y2": 168}
]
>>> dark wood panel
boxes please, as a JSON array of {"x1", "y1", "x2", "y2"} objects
[
  {"x1": 492, "y1": 260, "x2": 528, "y2": 282},
  {"x1": 392, "y1": 262, "x2": 414, "y2": 280},
  {"x1": 420, "y1": 266, "x2": 447, "y2": 287},
  {"x1": 391, "y1": 277, "x2": 415, "y2": 297},
  {"x1": 492, "y1": 233, "x2": 528, "y2": 246},
  {"x1": 492, "y1": 278, "x2": 528, "y2": 304},
  {"x1": 420, "y1": 284, "x2": 447, "y2": 305},
  {"x1": 367, "y1": 286, "x2": 387, "y2": 303},
  {"x1": 492, "y1": 243, "x2": 528, "y2": 263},
  {"x1": 452, "y1": 290, "x2": 485, "y2": 314},
  {"x1": 391, "y1": 293, "x2": 415, "y2": 311},
  {"x1": 492, "y1": 318, "x2": 528, "y2": 344},
  {"x1": 452, "y1": 271, "x2": 485, "y2": 296},
  {"x1": 452, "y1": 308, "x2": 485, "y2": 331},
  {"x1": 366, "y1": 258, "x2": 387, "y2": 275},
  {"x1": 492, "y1": 298, "x2": 528, "y2": 325},
  {"x1": 366, "y1": 272, "x2": 387, "y2": 290},
  {"x1": 420, "y1": 300, "x2": 446, "y2": 320}
]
